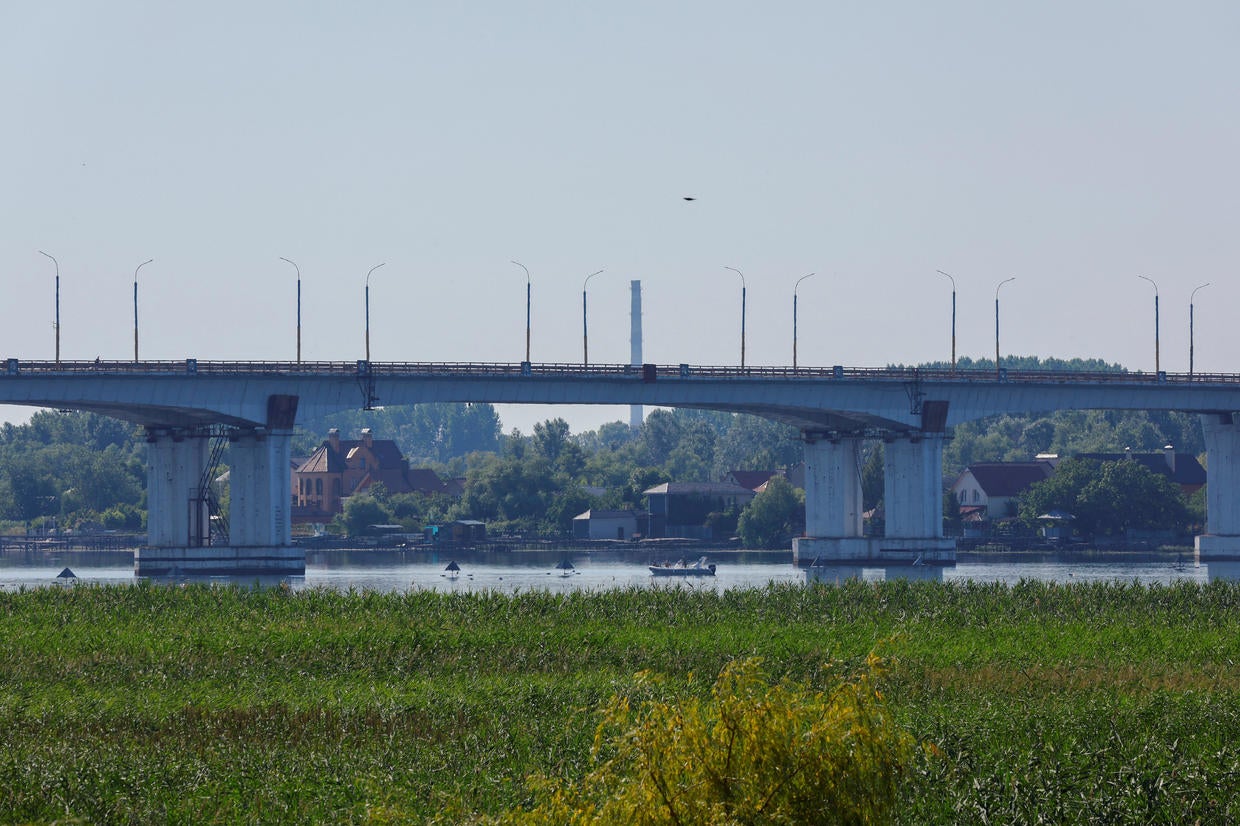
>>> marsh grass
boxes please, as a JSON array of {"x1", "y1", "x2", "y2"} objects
[{"x1": 1, "y1": 579, "x2": 1238, "y2": 822}]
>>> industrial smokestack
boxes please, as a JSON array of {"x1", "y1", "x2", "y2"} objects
[{"x1": 630, "y1": 280, "x2": 643, "y2": 429}]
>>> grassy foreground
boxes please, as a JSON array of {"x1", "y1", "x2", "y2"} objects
[{"x1": 2, "y1": 579, "x2": 1239, "y2": 824}]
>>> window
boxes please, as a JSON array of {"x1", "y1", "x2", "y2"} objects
[
  {"x1": 972, "y1": 490, "x2": 980, "y2": 504},
  {"x1": 315, "y1": 478, "x2": 323, "y2": 495}
]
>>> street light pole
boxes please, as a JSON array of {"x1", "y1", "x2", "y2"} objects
[
  {"x1": 1190, "y1": 282, "x2": 1210, "y2": 379},
  {"x1": 280, "y1": 257, "x2": 301, "y2": 364},
  {"x1": 511, "y1": 260, "x2": 531, "y2": 363},
  {"x1": 1137, "y1": 275, "x2": 1160, "y2": 375},
  {"x1": 133, "y1": 259, "x2": 153, "y2": 362},
  {"x1": 38, "y1": 251, "x2": 59, "y2": 364},
  {"x1": 995, "y1": 277, "x2": 1015, "y2": 378},
  {"x1": 725, "y1": 266, "x2": 746, "y2": 368},
  {"x1": 581, "y1": 268, "x2": 605, "y2": 365},
  {"x1": 793, "y1": 272, "x2": 814, "y2": 371},
  {"x1": 364, "y1": 263, "x2": 386, "y2": 363},
  {"x1": 936, "y1": 269, "x2": 957, "y2": 371}
]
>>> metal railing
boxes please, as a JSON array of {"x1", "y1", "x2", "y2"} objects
[{"x1": 3, "y1": 358, "x2": 1240, "y2": 386}]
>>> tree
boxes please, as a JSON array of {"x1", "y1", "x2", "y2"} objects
[
  {"x1": 639, "y1": 410, "x2": 681, "y2": 466},
  {"x1": 737, "y1": 476, "x2": 804, "y2": 549},
  {"x1": 532, "y1": 417, "x2": 571, "y2": 462},
  {"x1": 339, "y1": 495, "x2": 392, "y2": 536},
  {"x1": 1019, "y1": 457, "x2": 1192, "y2": 537},
  {"x1": 861, "y1": 443, "x2": 884, "y2": 511},
  {"x1": 1079, "y1": 460, "x2": 1190, "y2": 536}
]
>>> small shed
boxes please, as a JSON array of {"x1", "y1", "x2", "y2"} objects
[
  {"x1": 573, "y1": 509, "x2": 647, "y2": 540},
  {"x1": 448, "y1": 520, "x2": 487, "y2": 541}
]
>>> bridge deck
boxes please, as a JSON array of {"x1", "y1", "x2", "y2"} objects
[{"x1": 5, "y1": 358, "x2": 1237, "y2": 385}]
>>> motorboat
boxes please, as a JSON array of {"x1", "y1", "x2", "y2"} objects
[{"x1": 649, "y1": 556, "x2": 716, "y2": 576}]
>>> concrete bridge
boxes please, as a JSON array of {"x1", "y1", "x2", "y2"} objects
[{"x1": 5, "y1": 357, "x2": 1240, "y2": 573}]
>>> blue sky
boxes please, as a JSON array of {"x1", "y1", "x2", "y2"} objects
[{"x1": 3, "y1": 2, "x2": 1238, "y2": 434}]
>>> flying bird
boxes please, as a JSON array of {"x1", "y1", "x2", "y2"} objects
[{"x1": 683, "y1": 196, "x2": 697, "y2": 201}]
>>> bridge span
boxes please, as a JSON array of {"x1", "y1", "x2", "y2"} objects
[{"x1": 5, "y1": 358, "x2": 1240, "y2": 572}]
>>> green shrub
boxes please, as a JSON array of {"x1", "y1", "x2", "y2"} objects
[{"x1": 491, "y1": 655, "x2": 916, "y2": 825}]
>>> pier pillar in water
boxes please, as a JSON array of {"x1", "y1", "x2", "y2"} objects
[
  {"x1": 792, "y1": 432, "x2": 870, "y2": 563},
  {"x1": 880, "y1": 431, "x2": 955, "y2": 563},
  {"x1": 1196, "y1": 413, "x2": 1240, "y2": 560},
  {"x1": 144, "y1": 427, "x2": 210, "y2": 548},
  {"x1": 136, "y1": 395, "x2": 303, "y2": 576}
]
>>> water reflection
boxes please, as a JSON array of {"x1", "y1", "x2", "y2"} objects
[{"x1": 0, "y1": 546, "x2": 1235, "y2": 592}]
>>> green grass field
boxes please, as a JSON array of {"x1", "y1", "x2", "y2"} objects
[{"x1": 2, "y1": 579, "x2": 1238, "y2": 823}]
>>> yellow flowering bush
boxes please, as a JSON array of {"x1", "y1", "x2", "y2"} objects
[{"x1": 491, "y1": 655, "x2": 916, "y2": 825}]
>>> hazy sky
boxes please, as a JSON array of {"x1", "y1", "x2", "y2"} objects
[{"x1": 3, "y1": 2, "x2": 1238, "y2": 435}]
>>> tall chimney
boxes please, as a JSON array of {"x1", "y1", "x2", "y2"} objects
[{"x1": 630, "y1": 280, "x2": 643, "y2": 429}]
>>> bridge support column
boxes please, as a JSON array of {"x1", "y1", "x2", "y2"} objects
[
  {"x1": 135, "y1": 394, "x2": 303, "y2": 577},
  {"x1": 1196, "y1": 413, "x2": 1240, "y2": 560},
  {"x1": 881, "y1": 432, "x2": 955, "y2": 563},
  {"x1": 793, "y1": 433, "x2": 871, "y2": 563},
  {"x1": 144, "y1": 428, "x2": 210, "y2": 548},
  {"x1": 228, "y1": 428, "x2": 293, "y2": 548}
]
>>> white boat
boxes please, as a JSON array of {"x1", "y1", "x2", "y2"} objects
[{"x1": 649, "y1": 556, "x2": 716, "y2": 576}]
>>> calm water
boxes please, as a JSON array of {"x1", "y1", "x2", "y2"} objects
[{"x1": 2, "y1": 547, "x2": 1237, "y2": 592}]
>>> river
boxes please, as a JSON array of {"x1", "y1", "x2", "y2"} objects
[{"x1": 2, "y1": 546, "x2": 1237, "y2": 593}]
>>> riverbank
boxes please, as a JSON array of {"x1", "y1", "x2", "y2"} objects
[{"x1": 1, "y1": 579, "x2": 1237, "y2": 823}]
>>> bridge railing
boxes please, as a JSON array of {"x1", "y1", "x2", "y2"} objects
[{"x1": 4, "y1": 358, "x2": 1240, "y2": 386}]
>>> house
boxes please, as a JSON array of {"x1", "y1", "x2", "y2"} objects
[
  {"x1": 643, "y1": 481, "x2": 756, "y2": 539},
  {"x1": 950, "y1": 461, "x2": 1055, "y2": 521},
  {"x1": 725, "y1": 466, "x2": 806, "y2": 493},
  {"x1": 572, "y1": 509, "x2": 649, "y2": 540},
  {"x1": 724, "y1": 470, "x2": 778, "y2": 491},
  {"x1": 1075, "y1": 446, "x2": 1206, "y2": 496},
  {"x1": 292, "y1": 428, "x2": 446, "y2": 523}
]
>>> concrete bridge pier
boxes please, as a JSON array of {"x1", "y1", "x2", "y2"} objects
[
  {"x1": 880, "y1": 431, "x2": 955, "y2": 563},
  {"x1": 792, "y1": 433, "x2": 868, "y2": 563},
  {"x1": 135, "y1": 394, "x2": 304, "y2": 576},
  {"x1": 144, "y1": 427, "x2": 210, "y2": 548},
  {"x1": 1196, "y1": 413, "x2": 1240, "y2": 560},
  {"x1": 792, "y1": 430, "x2": 955, "y2": 565}
]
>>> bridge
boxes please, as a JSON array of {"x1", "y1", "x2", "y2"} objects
[{"x1": 5, "y1": 357, "x2": 1240, "y2": 573}]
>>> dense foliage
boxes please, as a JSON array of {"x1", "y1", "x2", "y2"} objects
[
  {"x1": 0, "y1": 411, "x2": 145, "y2": 532},
  {"x1": 2, "y1": 580, "x2": 1239, "y2": 823},
  {"x1": 492, "y1": 656, "x2": 914, "y2": 824},
  {"x1": 737, "y1": 475, "x2": 805, "y2": 548},
  {"x1": 1019, "y1": 457, "x2": 1198, "y2": 536}
]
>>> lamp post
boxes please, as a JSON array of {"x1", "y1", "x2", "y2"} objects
[
  {"x1": 994, "y1": 276, "x2": 1015, "y2": 378},
  {"x1": 364, "y1": 263, "x2": 386, "y2": 363},
  {"x1": 133, "y1": 259, "x2": 153, "y2": 362},
  {"x1": 1137, "y1": 275, "x2": 1159, "y2": 375},
  {"x1": 280, "y1": 257, "x2": 301, "y2": 364},
  {"x1": 1190, "y1": 282, "x2": 1210, "y2": 379},
  {"x1": 793, "y1": 272, "x2": 814, "y2": 371},
  {"x1": 511, "y1": 260, "x2": 531, "y2": 363},
  {"x1": 936, "y1": 269, "x2": 957, "y2": 371},
  {"x1": 581, "y1": 268, "x2": 605, "y2": 365},
  {"x1": 38, "y1": 250, "x2": 59, "y2": 364},
  {"x1": 724, "y1": 266, "x2": 746, "y2": 368}
]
